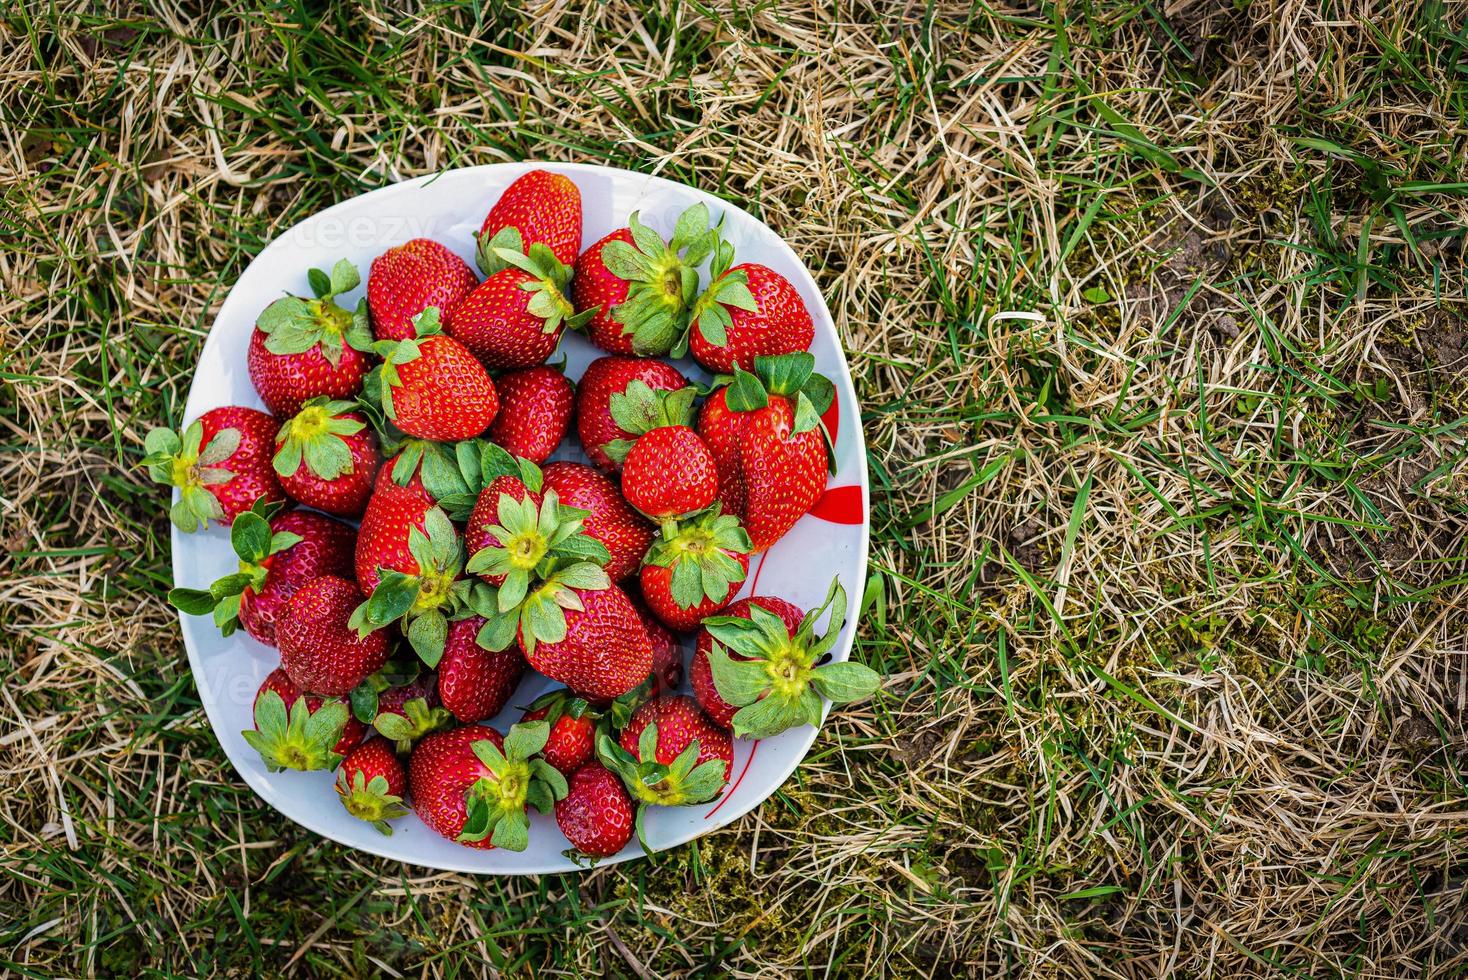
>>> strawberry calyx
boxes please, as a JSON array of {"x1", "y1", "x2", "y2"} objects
[
  {"x1": 256, "y1": 258, "x2": 373, "y2": 368},
  {"x1": 525, "y1": 687, "x2": 595, "y2": 725},
  {"x1": 600, "y1": 205, "x2": 719, "y2": 356},
  {"x1": 168, "y1": 499, "x2": 299, "y2": 635},
  {"x1": 684, "y1": 234, "x2": 757, "y2": 351},
  {"x1": 241, "y1": 689, "x2": 350, "y2": 772},
  {"x1": 458, "y1": 721, "x2": 569, "y2": 850},
  {"x1": 643, "y1": 508, "x2": 752, "y2": 610},
  {"x1": 372, "y1": 694, "x2": 453, "y2": 752},
  {"x1": 336, "y1": 767, "x2": 410, "y2": 835},
  {"x1": 602, "y1": 379, "x2": 698, "y2": 464},
  {"x1": 273, "y1": 397, "x2": 367, "y2": 480},
  {"x1": 490, "y1": 242, "x2": 595, "y2": 335},
  {"x1": 703, "y1": 576, "x2": 880, "y2": 739},
  {"x1": 371, "y1": 307, "x2": 448, "y2": 421},
  {"x1": 595, "y1": 725, "x2": 727, "y2": 850},
  {"x1": 469, "y1": 559, "x2": 612, "y2": 656},
  {"x1": 142, "y1": 419, "x2": 242, "y2": 532}
]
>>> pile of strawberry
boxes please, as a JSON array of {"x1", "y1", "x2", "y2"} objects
[{"x1": 149, "y1": 170, "x2": 880, "y2": 859}]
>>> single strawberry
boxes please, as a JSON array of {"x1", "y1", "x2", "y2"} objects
[
  {"x1": 520, "y1": 689, "x2": 596, "y2": 775},
  {"x1": 279, "y1": 575, "x2": 391, "y2": 695},
  {"x1": 572, "y1": 205, "x2": 717, "y2": 356},
  {"x1": 687, "y1": 241, "x2": 814, "y2": 372},
  {"x1": 695, "y1": 386, "x2": 750, "y2": 517},
  {"x1": 575, "y1": 356, "x2": 688, "y2": 472},
  {"x1": 437, "y1": 615, "x2": 527, "y2": 722},
  {"x1": 639, "y1": 510, "x2": 752, "y2": 632},
  {"x1": 556, "y1": 761, "x2": 634, "y2": 858},
  {"x1": 248, "y1": 258, "x2": 375, "y2": 417},
  {"x1": 243, "y1": 668, "x2": 365, "y2": 771},
  {"x1": 541, "y1": 462, "x2": 653, "y2": 581},
  {"x1": 169, "y1": 502, "x2": 354, "y2": 647},
  {"x1": 694, "y1": 577, "x2": 879, "y2": 738},
  {"x1": 143, "y1": 407, "x2": 284, "y2": 531},
  {"x1": 272, "y1": 398, "x2": 381, "y2": 517},
  {"x1": 447, "y1": 244, "x2": 592, "y2": 370},
  {"x1": 372, "y1": 308, "x2": 499, "y2": 441},
  {"x1": 475, "y1": 169, "x2": 582, "y2": 274},
  {"x1": 597, "y1": 695, "x2": 731, "y2": 847},
  {"x1": 335, "y1": 738, "x2": 410, "y2": 835},
  {"x1": 370, "y1": 671, "x2": 453, "y2": 752},
  {"x1": 486, "y1": 366, "x2": 574, "y2": 464},
  {"x1": 621, "y1": 426, "x2": 719, "y2": 520},
  {"x1": 354, "y1": 463, "x2": 436, "y2": 595},
  {"x1": 367, "y1": 238, "x2": 479, "y2": 341},
  {"x1": 409, "y1": 721, "x2": 567, "y2": 851}
]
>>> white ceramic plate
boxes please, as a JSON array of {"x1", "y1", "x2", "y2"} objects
[{"x1": 173, "y1": 163, "x2": 870, "y2": 873}]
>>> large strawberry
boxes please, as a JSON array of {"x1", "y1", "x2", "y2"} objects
[
  {"x1": 248, "y1": 258, "x2": 375, "y2": 417},
  {"x1": 447, "y1": 244, "x2": 592, "y2": 370},
  {"x1": 520, "y1": 688, "x2": 596, "y2": 775},
  {"x1": 144, "y1": 407, "x2": 284, "y2": 531},
  {"x1": 693, "y1": 577, "x2": 879, "y2": 738},
  {"x1": 575, "y1": 356, "x2": 688, "y2": 472},
  {"x1": 596, "y1": 695, "x2": 731, "y2": 847},
  {"x1": 372, "y1": 308, "x2": 499, "y2": 441},
  {"x1": 367, "y1": 238, "x2": 479, "y2": 341},
  {"x1": 556, "y1": 762, "x2": 634, "y2": 858},
  {"x1": 541, "y1": 462, "x2": 652, "y2": 581},
  {"x1": 243, "y1": 668, "x2": 365, "y2": 772},
  {"x1": 436, "y1": 615, "x2": 526, "y2": 722},
  {"x1": 572, "y1": 205, "x2": 717, "y2": 356},
  {"x1": 687, "y1": 239, "x2": 814, "y2": 372},
  {"x1": 272, "y1": 398, "x2": 380, "y2": 517},
  {"x1": 486, "y1": 366, "x2": 574, "y2": 464},
  {"x1": 639, "y1": 509, "x2": 752, "y2": 632},
  {"x1": 597, "y1": 382, "x2": 717, "y2": 519},
  {"x1": 279, "y1": 575, "x2": 391, "y2": 696},
  {"x1": 475, "y1": 169, "x2": 582, "y2": 274},
  {"x1": 168, "y1": 502, "x2": 354, "y2": 647},
  {"x1": 354, "y1": 463, "x2": 436, "y2": 595},
  {"x1": 409, "y1": 721, "x2": 567, "y2": 851},
  {"x1": 335, "y1": 738, "x2": 410, "y2": 835}
]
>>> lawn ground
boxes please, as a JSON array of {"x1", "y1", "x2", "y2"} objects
[{"x1": 2, "y1": 1, "x2": 1467, "y2": 976}]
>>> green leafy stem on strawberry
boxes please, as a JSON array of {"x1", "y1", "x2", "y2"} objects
[
  {"x1": 167, "y1": 499, "x2": 300, "y2": 635},
  {"x1": 458, "y1": 720, "x2": 568, "y2": 850}
]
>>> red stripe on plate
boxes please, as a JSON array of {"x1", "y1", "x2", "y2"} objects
[
  {"x1": 808, "y1": 484, "x2": 865, "y2": 525},
  {"x1": 747, "y1": 551, "x2": 767, "y2": 594},
  {"x1": 705, "y1": 741, "x2": 758, "y2": 819}
]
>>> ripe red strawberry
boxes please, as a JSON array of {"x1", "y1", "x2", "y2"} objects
[
  {"x1": 248, "y1": 258, "x2": 374, "y2": 417},
  {"x1": 692, "y1": 577, "x2": 879, "y2": 738},
  {"x1": 639, "y1": 510, "x2": 752, "y2": 632},
  {"x1": 688, "y1": 253, "x2": 814, "y2": 373},
  {"x1": 244, "y1": 668, "x2": 365, "y2": 771},
  {"x1": 278, "y1": 575, "x2": 390, "y2": 695},
  {"x1": 169, "y1": 503, "x2": 354, "y2": 647},
  {"x1": 618, "y1": 695, "x2": 732, "y2": 780},
  {"x1": 374, "y1": 309, "x2": 498, "y2": 441},
  {"x1": 446, "y1": 245, "x2": 591, "y2": 370},
  {"x1": 272, "y1": 399, "x2": 380, "y2": 517},
  {"x1": 354, "y1": 464, "x2": 435, "y2": 595},
  {"x1": 695, "y1": 386, "x2": 749, "y2": 517},
  {"x1": 621, "y1": 426, "x2": 719, "y2": 520},
  {"x1": 144, "y1": 407, "x2": 284, "y2": 531},
  {"x1": 555, "y1": 762, "x2": 634, "y2": 858},
  {"x1": 367, "y1": 238, "x2": 479, "y2": 341},
  {"x1": 335, "y1": 738, "x2": 410, "y2": 835},
  {"x1": 409, "y1": 721, "x2": 567, "y2": 850},
  {"x1": 541, "y1": 462, "x2": 653, "y2": 581},
  {"x1": 571, "y1": 206, "x2": 716, "y2": 356},
  {"x1": 486, "y1": 366, "x2": 574, "y2": 464},
  {"x1": 437, "y1": 615, "x2": 526, "y2": 722},
  {"x1": 520, "y1": 689, "x2": 595, "y2": 775},
  {"x1": 372, "y1": 672, "x2": 452, "y2": 751},
  {"x1": 476, "y1": 169, "x2": 582, "y2": 274},
  {"x1": 575, "y1": 356, "x2": 688, "y2": 472},
  {"x1": 517, "y1": 581, "x2": 652, "y2": 702}
]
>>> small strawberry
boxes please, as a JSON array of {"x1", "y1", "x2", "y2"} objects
[
  {"x1": 335, "y1": 738, "x2": 410, "y2": 835},
  {"x1": 372, "y1": 308, "x2": 499, "y2": 441},
  {"x1": 243, "y1": 668, "x2": 365, "y2": 771},
  {"x1": 168, "y1": 502, "x2": 354, "y2": 647},
  {"x1": 572, "y1": 206, "x2": 717, "y2": 356},
  {"x1": 693, "y1": 577, "x2": 879, "y2": 738},
  {"x1": 596, "y1": 695, "x2": 731, "y2": 847},
  {"x1": 520, "y1": 689, "x2": 596, "y2": 775},
  {"x1": 409, "y1": 721, "x2": 567, "y2": 850},
  {"x1": 575, "y1": 355, "x2": 688, "y2": 472},
  {"x1": 279, "y1": 575, "x2": 391, "y2": 696},
  {"x1": 541, "y1": 462, "x2": 653, "y2": 581},
  {"x1": 486, "y1": 366, "x2": 574, "y2": 464},
  {"x1": 354, "y1": 463, "x2": 437, "y2": 595},
  {"x1": 272, "y1": 398, "x2": 381, "y2": 517},
  {"x1": 367, "y1": 238, "x2": 479, "y2": 341},
  {"x1": 248, "y1": 258, "x2": 375, "y2": 417},
  {"x1": 687, "y1": 240, "x2": 814, "y2": 372},
  {"x1": 595, "y1": 381, "x2": 717, "y2": 519},
  {"x1": 639, "y1": 509, "x2": 752, "y2": 632},
  {"x1": 437, "y1": 615, "x2": 527, "y2": 722},
  {"x1": 556, "y1": 761, "x2": 635, "y2": 858},
  {"x1": 369, "y1": 671, "x2": 453, "y2": 751},
  {"x1": 143, "y1": 407, "x2": 284, "y2": 531},
  {"x1": 475, "y1": 169, "x2": 583, "y2": 274},
  {"x1": 447, "y1": 244, "x2": 592, "y2": 370}
]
